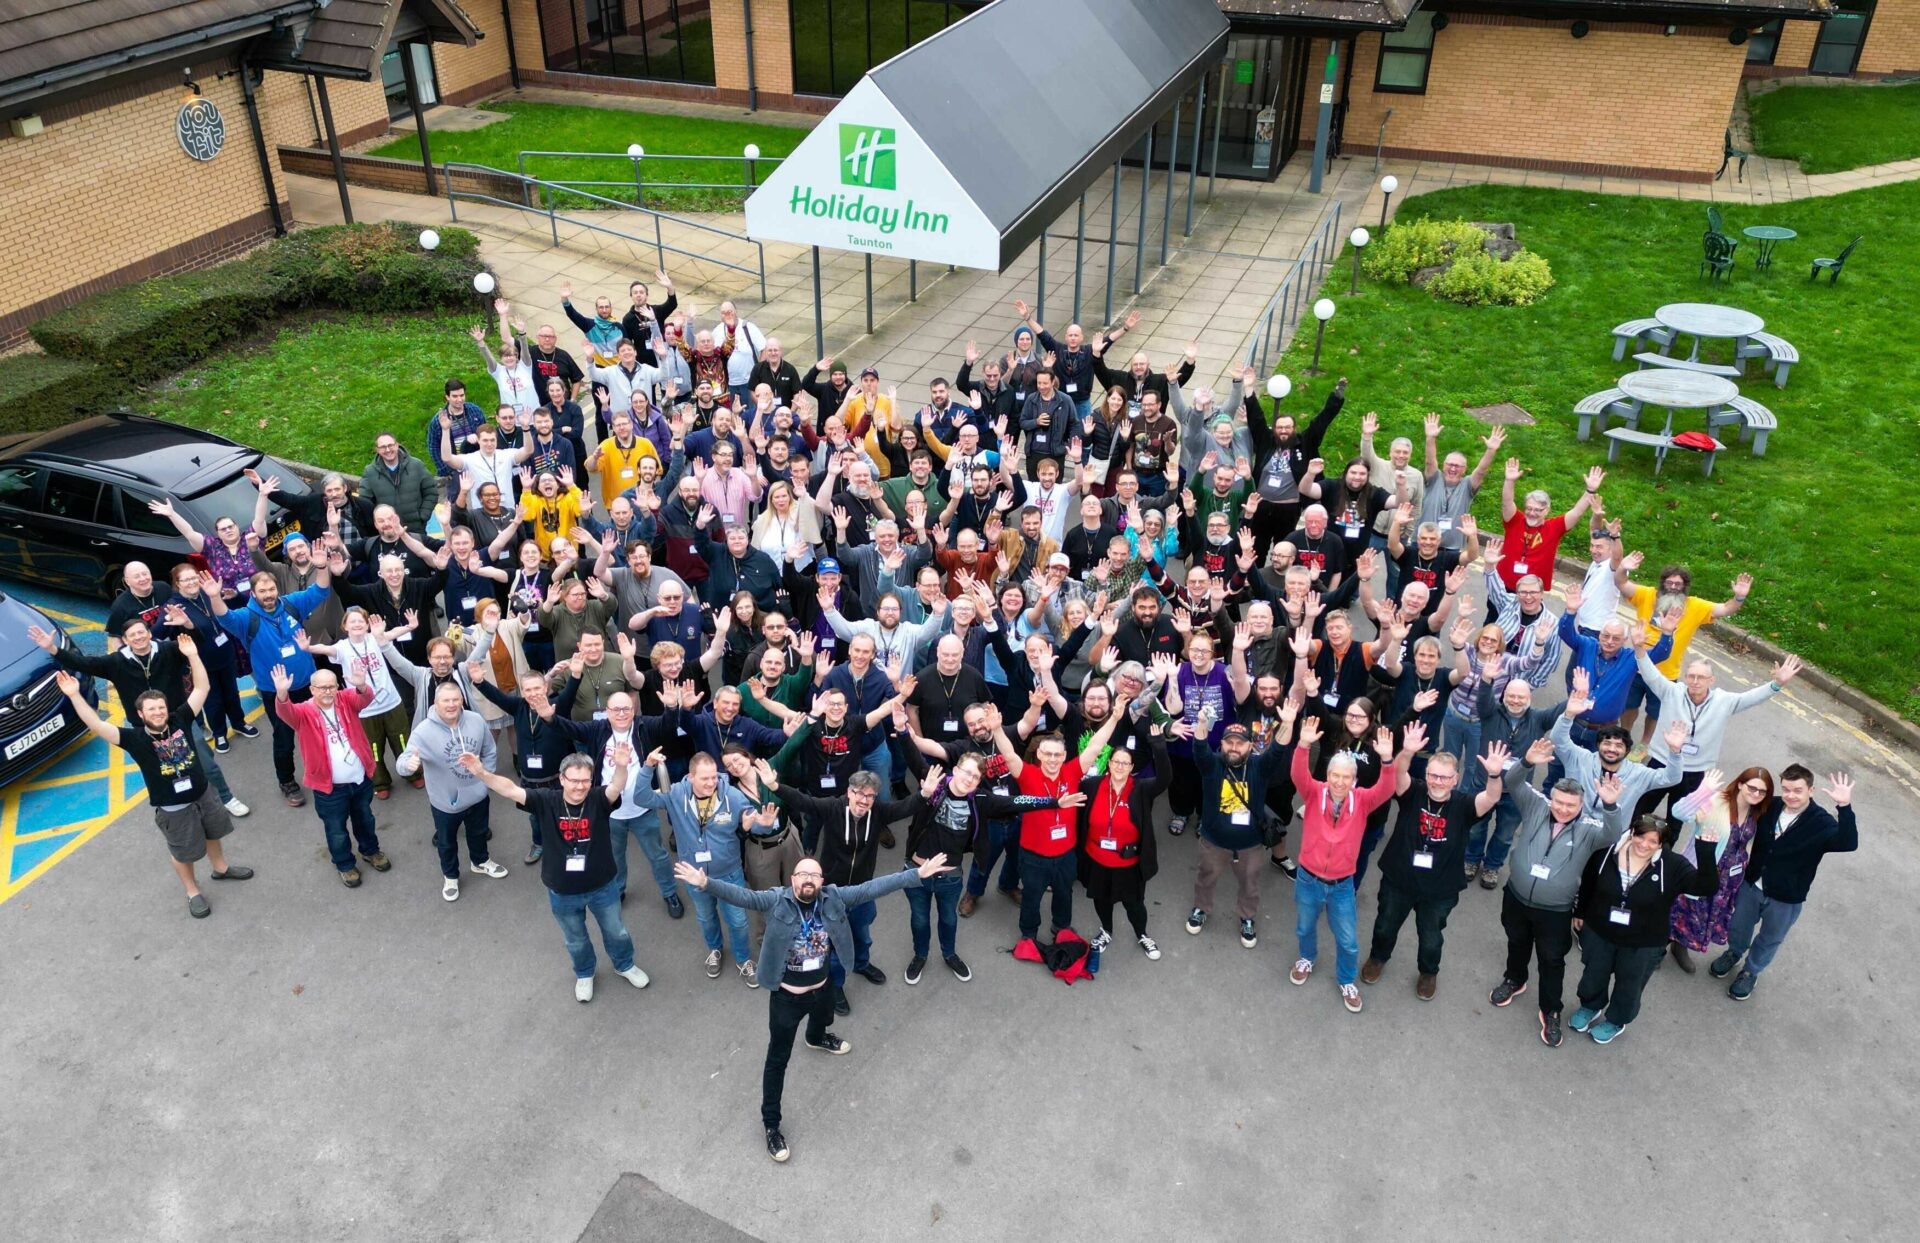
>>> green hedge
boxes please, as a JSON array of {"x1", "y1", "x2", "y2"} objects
[
  {"x1": 1429, "y1": 248, "x2": 1556, "y2": 307},
  {"x1": 0, "y1": 353, "x2": 121, "y2": 437},
  {"x1": 28, "y1": 221, "x2": 483, "y2": 382}
]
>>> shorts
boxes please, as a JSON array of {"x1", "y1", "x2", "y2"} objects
[
  {"x1": 1624, "y1": 673, "x2": 1661, "y2": 719},
  {"x1": 153, "y1": 787, "x2": 235, "y2": 863}
]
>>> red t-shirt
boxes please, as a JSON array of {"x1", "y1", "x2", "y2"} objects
[
  {"x1": 1086, "y1": 779, "x2": 1140, "y2": 869},
  {"x1": 1498, "y1": 513, "x2": 1569, "y2": 590},
  {"x1": 1017, "y1": 759, "x2": 1082, "y2": 856}
]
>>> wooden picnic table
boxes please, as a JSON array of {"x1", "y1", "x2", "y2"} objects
[
  {"x1": 1616, "y1": 368, "x2": 1740, "y2": 435},
  {"x1": 1655, "y1": 302, "x2": 1764, "y2": 361}
]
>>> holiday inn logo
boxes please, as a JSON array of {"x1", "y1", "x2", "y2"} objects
[{"x1": 839, "y1": 124, "x2": 896, "y2": 189}]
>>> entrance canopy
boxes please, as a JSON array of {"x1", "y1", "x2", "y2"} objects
[{"x1": 745, "y1": 0, "x2": 1229, "y2": 272}]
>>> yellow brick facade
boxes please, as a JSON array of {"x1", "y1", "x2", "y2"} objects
[
  {"x1": 1761, "y1": 1, "x2": 1920, "y2": 76},
  {"x1": 1343, "y1": 17, "x2": 1750, "y2": 180},
  {"x1": 711, "y1": 0, "x2": 795, "y2": 100}
]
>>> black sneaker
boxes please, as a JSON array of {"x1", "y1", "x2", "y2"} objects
[
  {"x1": 1540, "y1": 1010, "x2": 1563, "y2": 1048},
  {"x1": 945, "y1": 954, "x2": 972, "y2": 982},
  {"x1": 904, "y1": 956, "x2": 926, "y2": 985},
  {"x1": 766, "y1": 1128, "x2": 790, "y2": 1162},
  {"x1": 832, "y1": 986, "x2": 850, "y2": 1017},
  {"x1": 665, "y1": 892, "x2": 685, "y2": 919},
  {"x1": 211, "y1": 734, "x2": 231, "y2": 754},
  {"x1": 854, "y1": 963, "x2": 887, "y2": 985},
  {"x1": 1272, "y1": 856, "x2": 1298, "y2": 878},
  {"x1": 1239, "y1": 919, "x2": 1257, "y2": 949},
  {"x1": 233, "y1": 724, "x2": 261, "y2": 740},
  {"x1": 1490, "y1": 978, "x2": 1528, "y2": 1008},
  {"x1": 805, "y1": 1033, "x2": 851, "y2": 1055},
  {"x1": 1708, "y1": 949, "x2": 1740, "y2": 979},
  {"x1": 1185, "y1": 908, "x2": 1206, "y2": 935}
]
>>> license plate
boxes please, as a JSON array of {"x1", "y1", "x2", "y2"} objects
[
  {"x1": 4, "y1": 715, "x2": 65, "y2": 760},
  {"x1": 264, "y1": 519, "x2": 299, "y2": 553}
]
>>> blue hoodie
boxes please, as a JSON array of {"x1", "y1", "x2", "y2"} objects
[{"x1": 217, "y1": 582, "x2": 332, "y2": 691}]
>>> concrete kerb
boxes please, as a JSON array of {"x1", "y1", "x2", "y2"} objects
[{"x1": 1550, "y1": 552, "x2": 1920, "y2": 756}]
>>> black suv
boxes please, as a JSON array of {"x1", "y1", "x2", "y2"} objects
[{"x1": 0, "y1": 414, "x2": 310, "y2": 598}]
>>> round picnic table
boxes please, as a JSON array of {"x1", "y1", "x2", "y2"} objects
[
  {"x1": 1617, "y1": 368, "x2": 1740, "y2": 436},
  {"x1": 1654, "y1": 302, "x2": 1764, "y2": 362},
  {"x1": 1742, "y1": 225, "x2": 1797, "y2": 270}
]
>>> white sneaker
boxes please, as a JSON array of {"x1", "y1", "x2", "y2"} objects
[
  {"x1": 575, "y1": 976, "x2": 594, "y2": 1003},
  {"x1": 1090, "y1": 929, "x2": 1113, "y2": 953},
  {"x1": 704, "y1": 949, "x2": 723, "y2": 978},
  {"x1": 223, "y1": 798, "x2": 250, "y2": 818},
  {"x1": 470, "y1": 859, "x2": 508, "y2": 878},
  {"x1": 1139, "y1": 935, "x2": 1161, "y2": 960},
  {"x1": 739, "y1": 960, "x2": 760, "y2": 989},
  {"x1": 442, "y1": 877, "x2": 459, "y2": 902},
  {"x1": 618, "y1": 965, "x2": 651, "y2": 989}
]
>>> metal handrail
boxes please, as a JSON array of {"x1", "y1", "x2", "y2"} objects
[
  {"x1": 1241, "y1": 200, "x2": 1343, "y2": 377},
  {"x1": 516, "y1": 149, "x2": 787, "y2": 206},
  {"x1": 443, "y1": 162, "x2": 767, "y2": 303}
]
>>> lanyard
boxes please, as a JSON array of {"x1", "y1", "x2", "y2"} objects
[
  {"x1": 563, "y1": 798, "x2": 588, "y2": 856},
  {"x1": 319, "y1": 707, "x2": 347, "y2": 746}
]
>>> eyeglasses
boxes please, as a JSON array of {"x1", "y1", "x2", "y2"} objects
[
  {"x1": 792, "y1": 870, "x2": 823, "y2": 880},
  {"x1": 1742, "y1": 782, "x2": 1769, "y2": 794}
]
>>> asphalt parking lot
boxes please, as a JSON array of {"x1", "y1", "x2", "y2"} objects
[{"x1": 1, "y1": 596, "x2": 1915, "y2": 1241}]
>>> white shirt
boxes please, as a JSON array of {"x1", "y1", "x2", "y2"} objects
[
  {"x1": 1574, "y1": 558, "x2": 1622, "y2": 632},
  {"x1": 462, "y1": 447, "x2": 521, "y2": 502},
  {"x1": 318, "y1": 706, "x2": 367, "y2": 786},
  {"x1": 722, "y1": 319, "x2": 764, "y2": 385},
  {"x1": 1031, "y1": 482, "x2": 1069, "y2": 544},
  {"x1": 334, "y1": 638, "x2": 402, "y2": 717},
  {"x1": 490, "y1": 358, "x2": 540, "y2": 417},
  {"x1": 603, "y1": 729, "x2": 647, "y2": 820}
]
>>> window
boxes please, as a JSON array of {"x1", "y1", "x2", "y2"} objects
[
  {"x1": 1746, "y1": 20, "x2": 1783, "y2": 65},
  {"x1": 43, "y1": 472, "x2": 104, "y2": 524},
  {"x1": 0, "y1": 466, "x2": 40, "y2": 509},
  {"x1": 1375, "y1": 13, "x2": 1438, "y2": 94},
  {"x1": 1811, "y1": 1, "x2": 1874, "y2": 76},
  {"x1": 115, "y1": 491, "x2": 180, "y2": 538}
]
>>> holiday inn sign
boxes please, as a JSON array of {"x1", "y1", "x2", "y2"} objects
[{"x1": 746, "y1": 78, "x2": 1001, "y2": 269}]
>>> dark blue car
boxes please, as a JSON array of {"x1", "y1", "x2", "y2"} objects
[{"x1": 0, "y1": 590, "x2": 98, "y2": 788}]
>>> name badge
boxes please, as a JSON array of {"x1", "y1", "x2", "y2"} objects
[
  {"x1": 1680, "y1": 742, "x2": 1700, "y2": 757},
  {"x1": 676, "y1": 727, "x2": 688, "y2": 737},
  {"x1": 1728, "y1": 864, "x2": 1744, "y2": 876},
  {"x1": 1099, "y1": 837, "x2": 1118, "y2": 851},
  {"x1": 1510, "y1": 560, "x2": 1528, "y2": 575},
  {"x1": 1322, "y1": 693, "x2": 1340, "y2": 708},
  {"x1": 565, "y1": 855, "x2": 587, "y2": 872},
  {"x1": 1412, "y1": 851, "x2": 1434, "y2": 870},
  {"x1": 1050, "y1": 826, "x2": 1069, "y2": 841},
  {"x1": 1529, "y1": 862, "x2": 1551, "y2": 880},
  {"x1": 820, "y1": 637, "x2": 836, "y2": 649},
  {"x1": 461, "y1": 597, "x2": 478, "y2": 611},
  {"x1": 1437, "y1": 519, "x2": 1453, "y2": 532},
  {"x1": 213, "y1": 633, "x2": 228, "y2": 647},
  {"x1": 801, "y1": 956, "x2": 823, "y2": 972},
  {"x1": 280, "y1": 644, "x2": 297, "y2": 657},
  {"x1": 173, "y1": 777, "x2": 195, "y2": 793},
  {"x1": 723, "y1": 514, "x2": 736, "y2": 525},
  {"x1": 1065, "y1": 383, "x2": 1078, "y2": 394},
  {"x1": 593, "y1": 711, "x2": 608, "y2": 721},
  {"x1": 820, "y1": 775, "x2": 836, "y2": 789},
  {"x1": 1608, "y1": 906, "x2": 1632, "y2": 926},
  {"x1": 1231, "y1": 811, "x2": 1251, "y2": 826},
  {"x1": 694, "y1": 850, "x2": 713, "y2": 863},
  {"x1": 942, "y1": 719, "x2": 959, "y2": 732},
  {"x1": 1125, "y1": 735, "x2": 1137, "y2": 750},
  {"x1": 621, "y1": 469, "x2": 635, "y2": 480},
  {"x1": 526, "y1": 755, "x2": 545, "y2": 770}
]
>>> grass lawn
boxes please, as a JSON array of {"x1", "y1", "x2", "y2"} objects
[
  {"x1": 1748, "y1": 81, "x2": 1920, "y2": 174},
  {"x1": 369, "y1": 100, "x2": 811, "y2": 212},
  {"x1": 1274, "y1": 182, "x2": 1920, "y2": 723},
  {"x1": 146, "y1": 312, "x2": 479, "y2": 475}
]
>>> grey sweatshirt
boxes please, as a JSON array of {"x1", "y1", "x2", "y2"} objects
[
  {"x1": 1501, "y1": 770, "x2": 1622, "y2": 911},
  {"x1": 405, "y1": 710, "x2": 496, "y2": 812},
  {"x1": 1550, "y1": 713, "x2": 1681, "y2": 819},
  {"x1": 1636, "y1": 650, "x2": 1780, "y2": 772}
]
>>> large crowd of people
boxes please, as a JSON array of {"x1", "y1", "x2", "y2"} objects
[{"x1": 43, "y1": 275, "x2": 1862, "y2": 1163}]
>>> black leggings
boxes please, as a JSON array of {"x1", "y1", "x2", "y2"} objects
[
  {"x1": 1095, "y1": 895, "x2": 1149, "y2": 939},
  {"x1": 1168, "y1": 760, "x2": 1202, "y2": 818}
]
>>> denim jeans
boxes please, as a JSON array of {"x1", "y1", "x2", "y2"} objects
[
  {"x1": 688, "y1": 866, "x2": 752, "y2": 960},
  {"x1": 188, "y1": 719, "x2": 235, "y2": 803},
  {"x1": 548, "y1": 876, "x2": 635, "y2": 978},
  {"x1": 965, "y1": 818, "x2": 1021, "y2": 898},
  {"x1": 1294, "y1": 868, "x2": 1360, "y2": 986},
  {"x1": 827, "y1": 898, "x2": 876, "y2": 986},
  {"x1": 1723, "y1": 881, "x2": 1804, "y2": 975},
  {"x1": 313, "y1": 779, "x2": 379, "y2": 872},
  {"x1": 1466, "y1": 787, "x2": 1523, "y2": 871},
  {"x1": 862, "y1": 742, "x2": 893, "y2": 800},
  {"x1": 1368, "y1": 879, "x2": 1458, "y2": 976},
  {"x1": 431, "y1": 802, "x2": 491, "y2": 878},
  {"x1": 611, "y1": 810, "x2": 678, "y2": 901},
  {"x1": 1018, "y1": 850, "x2": 1076, "y2": 940},
  {"x1": 1371, "y1": 531, "x2": 1400, "y2": 599},
  {"x1": 905, "y1": 869, "x2": 963, "y2": 959}
]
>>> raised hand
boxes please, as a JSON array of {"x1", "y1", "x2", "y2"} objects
[
  {"x1": 1504, "y1": 457, "x2": 1522, "y2": 483},
  {"x1": 1423, "y1": 413, "x2": 1442, "y2": 440},
  {"x1": 1773, "y1": 653, "x2": 1802, "y2": 685},
  {"x1": 1481, "y1": 741, "x2": 1511, "y2": 775},
  {"x1": 1524, "y1": 736, "x2": 1555, "y2": 766},
  {"x1": 1662, "y1": 717, "x2": 1689, "y2": 756},
  {"x1": 1584, "y1": 465, "x2": 1606, "y2": 493},
  {"x1": 1373, "y1": 726, "x2": 1397, "y2": 760},
  {"x1": 1596, "y1": 770, "x2": 1624, "y2": 807},
  {"x1": 1821, "y1": 772, "x2": 1854, "y2": 807},
  {"x1": 920, "y1": 764, "x2": 945, "y2": 798},
  {"x1": 1297, "y1": 716, "x2": 1322, "y2": 748},
  {"x1": 1402, "y1": 720, "x2": 1429, "y2": 754},
  {"x1": 1056, "y1": 790, "x2": 1088, "y2": 809}
]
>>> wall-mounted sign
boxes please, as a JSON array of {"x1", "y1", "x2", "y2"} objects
[{"x1": 177, "y1": 98, "x2": 225, "y2": 162}]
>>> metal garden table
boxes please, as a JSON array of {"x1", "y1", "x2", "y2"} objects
[{"x1": 1742, "y1": 225, "x2": 1797, "y2": 270}]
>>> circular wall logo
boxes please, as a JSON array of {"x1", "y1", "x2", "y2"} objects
[{"x1": 177, "y1": 98, "x2": 226, "y2": 162}]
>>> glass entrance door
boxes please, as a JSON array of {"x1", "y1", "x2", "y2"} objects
[
  {"x1": 1810, "y1": 1, "x2": 1874, "y2": 76},
  {"x1": 1205, "y1": 35, "x2": 1306, "y2": 180}
]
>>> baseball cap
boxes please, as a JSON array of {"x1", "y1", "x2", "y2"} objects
[
  {"x1": 1047, "y1": 553, "x2": 1071, "y2": 569},
  {"x1": 1221, "y1": 724, "x2": 1251, "y2": 742},
  {"x1": 859, "y1": 366, "x2": 879, "y2": 380},
  {"x1": 281, "y1": 532, "x2": 309, "y2": 548},
  {"x1": 817, "y1": 557, "x2": 841, "y2": 574}
]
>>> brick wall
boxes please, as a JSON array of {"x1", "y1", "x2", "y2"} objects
[
  {"x1": 432, "y1": 4, "x2": 518, "y2": 102},
  {"x1": 0, "y1": 59, "x2": 289, "y2": 342},
  {"x1": 1345, "y1": 17, "x2": 1749, "y2": 181},
  {"x1": 712, "y1": 0, "x2": 794, "y2": 102},
  {"x1": 1754, "y1": 3, "x2": 1920, "y2": 76}
]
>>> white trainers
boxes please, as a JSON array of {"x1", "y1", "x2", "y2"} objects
[
  {"x1": 441, "y1": 877, "x2": 459, "y2": 902},
  {"x1": 223, "y1": 798, "x2": 250, "y2": 817},
  {"x1": 704, "y1": 949, "x2": 723, "y2": 978},
  {"x1": 470, "y1": 859, "x2": 508, "y2": 878},
  {"x1": 739, "y1": 960, "x2": 760, "y2": 988},
  {"x1": 575, "y1": 977, "x2": 594, "y2": 1003},
  {"x1": 618, "y1": 965, "x2": 651, "y2": 989},
  {"x1": 1139, "y1": 935, "x2": 1161, "y2": 960}
]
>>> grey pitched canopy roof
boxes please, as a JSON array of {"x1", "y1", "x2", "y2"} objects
[{"x1": 251, "y1": 0, "x2": 480, "y2": 80}]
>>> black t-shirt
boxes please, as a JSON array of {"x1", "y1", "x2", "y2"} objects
[
  {"x1": 781, "y1": 901, "x2": 833, "y2": 989},
  {"x1": 1379, "y1": 790, "x2": 1476, "y2": 897},
  {"x1": 107, "y1": 589, "x2": 165, "y2": 640},
  {"x1": 1394, "y1": 547, "x2": 1461, "y2": 618},
  {"x1": 529, "y1": 786, "x2": 619, "y2": 895},
  {"x1": 119, "y1": 707, "x2": 206, "y2": 806},
  {"x1": 908, "y1": 667, "x2": 988, "y2": 744}
]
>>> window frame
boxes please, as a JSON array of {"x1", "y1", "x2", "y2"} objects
[
  {"x1": 1374, "y1": 12, "x2": 1439, "y2": 96},
  {"x1": 1809, "y1": 0, "x2": 1875, "y2": 77},
  {"x1": 1746, "y1": 19, "x2": 1783, "y2": 67}
]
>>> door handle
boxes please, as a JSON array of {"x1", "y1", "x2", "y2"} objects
[{"x1": 90, "y1": 539, "x2": 111, "y2": 547}]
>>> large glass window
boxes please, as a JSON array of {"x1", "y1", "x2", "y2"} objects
[
  {"x1": 1810, "y1": 1, "x2": 1874, "y2": 76},
  {"x1": 1375, "y1": 12, "x2": 1437, "y2": 94},
  {"x1": 1746, "y1": 19, "x2": 1783, "y2": 66},
  {"x1": 788, "y1": 0, "x2": 984, "y2": 98},
  {"x1": 536, "y1": 0, "x2": 717, "y2": 85}
]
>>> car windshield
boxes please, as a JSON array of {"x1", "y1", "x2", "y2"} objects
[{"x1": 185, "y1": 475, "x2": 262, "y2": 533}]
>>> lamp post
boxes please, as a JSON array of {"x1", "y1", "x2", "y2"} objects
[
  {"x1": 1379, "y1": 174, "x2": 1398, "y2": 230},
  {"x1": 743, "y1": 143, "x2": 760, "y2": 191},
  {"x1": 1266, "y1": 374, "x2": 1292, "y2": 403},
  {"x1": 1307, "y1": 298, "x2": 1335, "y2": 376},
  {"x1": 1348, "y1": 226, "x2": 1371, "y2": 295},
  {"x1": 627, "y1": 143, "x2": 645, "y2": 207},
  {"x1": 473, "y1": 270, "x2": 496, "y2": 317}
]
